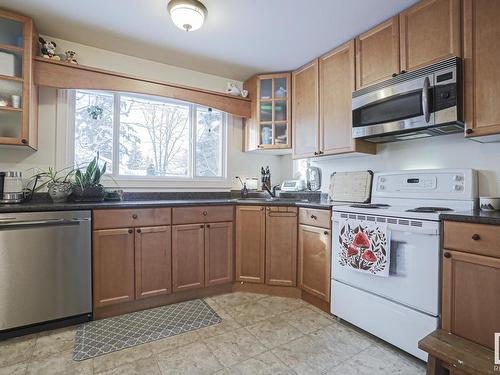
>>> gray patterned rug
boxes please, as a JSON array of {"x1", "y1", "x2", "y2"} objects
[{"x1": 73, "y1": 299, "x2": 221, "y2": 361}]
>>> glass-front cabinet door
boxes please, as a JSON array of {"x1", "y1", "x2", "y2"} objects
[
  {"x1": 0, "y1": 10, "x2": 37, "y2": 148},
  {"x1": 253, "y1": 73, "x2": 291, "y2": 150}
]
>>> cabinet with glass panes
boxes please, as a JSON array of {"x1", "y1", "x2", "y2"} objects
[
  {"x1": 243, "y1": 72, "x2": 291, "y2": 153},
  {"x1": 0, "y1": 9, "x2": 37, "y2": 149}
]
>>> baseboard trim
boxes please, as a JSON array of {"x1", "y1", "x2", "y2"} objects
[
  {"x1": 301, "y1": 290, "x2": 330, "y2": 313},
  {"x1": 93, "y1": 283, "x2": 232, "y2": 320},
  {"x1": 232, "y1": 282, "x2": 302, "y2": 298}
]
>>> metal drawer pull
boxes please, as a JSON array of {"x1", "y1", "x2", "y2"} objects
[
  {"x1": 472, "y1": 233, "x2": 480, "y2": 241},
  {"x1": 137, "y1": 229, "x2": 142, "y2": 233},
  {"x1": 128, "y1": 229, "x2": 133, "y2": 234},
  {"x1": 202, "y1": 211, "x2": 208, "y2": 216},
  {"x1": 443, "y1": 252, "x2": 451, "y2": 258},
  {"x1": 324, "y1": 231, "x2": 328, "y2": 235},
  {"x1": 310, "y1": 215, "x2": 317, "y2": 220},
  {"x1": 132, "y1": 214, "x2": 138, "y2": 219}
]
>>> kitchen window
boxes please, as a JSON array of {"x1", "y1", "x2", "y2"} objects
[{"x1": 69, "y1": 89, "x2": 227, "y2": 181}]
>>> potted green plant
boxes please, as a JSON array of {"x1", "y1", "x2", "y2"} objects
[
  {"x1": 27, "y1": 166, "x2": 74, "y2": 203},
  {"x1": 72, "y1": 154, "x2": 107, "y2": 202}
]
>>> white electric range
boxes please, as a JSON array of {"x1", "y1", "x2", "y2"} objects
[{"x1": 331, "y1": 169, "x2": 478, "y2": 361}]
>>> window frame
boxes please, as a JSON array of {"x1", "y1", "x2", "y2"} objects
[{"x1": 66, "y1": 89, "x2": 228, "y2": 184}]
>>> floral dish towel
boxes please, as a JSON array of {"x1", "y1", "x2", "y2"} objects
[{"x1": 338, "y1": 219, "x2": 391, "y2": 277}]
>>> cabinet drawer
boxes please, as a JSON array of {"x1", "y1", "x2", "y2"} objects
[
  {"x1": 172, "y1": 206, "x2": 234, "y2": 225},
  {"x1": 443, "y1": 221, "x2": 500, "y2": 258},
  {"x1": 93, "y1": 208, "x2": 171, "y2": 229},
  {"x1": 299, "y1": 208, "x2": 331, "y2": 228}
]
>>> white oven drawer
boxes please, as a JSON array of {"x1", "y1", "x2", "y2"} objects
[{"x1": 331, "y1": 280, "x2": 438, "y2": 361}]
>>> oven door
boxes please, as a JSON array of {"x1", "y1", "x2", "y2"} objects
[
  {"x1": 352, "y1": 75, "x2": 435, "y2": 139},
  {"x1": 332, "y1": 215, "x2": 440, "y2": 316}
]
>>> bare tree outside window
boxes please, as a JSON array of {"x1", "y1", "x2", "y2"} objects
[
  {"x1": 119, "y1": 95, "x2": 190, "y2": 176},
  {"x1": 74, "y1": 91, "x2": 114, "y2": 170}
]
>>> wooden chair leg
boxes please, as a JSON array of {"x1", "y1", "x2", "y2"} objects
[{"x1": 426, "y1": 355, "x2": 449, "y2": 375}]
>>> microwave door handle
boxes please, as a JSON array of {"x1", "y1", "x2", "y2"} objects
[{"x1": 422, "y1": 77, "x2": 431, "y2": 123}]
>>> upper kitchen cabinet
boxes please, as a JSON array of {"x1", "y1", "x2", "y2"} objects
[
  {"x1": 0, "y1": 9, "x2": 37, "y2": 149},
  {"x1": 399, "y1": 0, "x2": 461, "y2": 72},
  {"x1": 319, "y1": 41, "x2": 376, "y2": 156},
  {"x1": 243, "y1": 72, "x2": 292, "y2": 153},
  {"x1": 292, "y1": 59, "x2": 319, "y2": 159},
  {"x1": 463, "y1": 0, "x2": 500, "y2": 140},
  {"x1": 355, "y1": 17, "x2": 400, "y2": 89}
]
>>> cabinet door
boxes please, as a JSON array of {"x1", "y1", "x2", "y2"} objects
[
  {"x1": 320, "y1": 40, "x2": 356, "y2": 155},
  {"x1": 442, "y1": 249, "x2": 500, "y2": 349},
  {"x1": 400, "y1": 0, "x2": 461, "y2": 72},
  {"x1": 265, "y1": 207, "x2": 298, "y2": 286},
  {"x1": 463, "y1": 0, "x2": 500, "y2": 137},
  {"x1": 235, "y1": 206, "x2": 266, "y2": 283},
  {"x1": 172, "y1": 224, "x2": 205, "y2": 292},
  {"x1": 135, "y1": 226, "x2": 171, "y2": 299},
  {"x1": 205, "y1": 222, "x2": 233, "y2": 287},
  {"x1": 93, "y1": 228, "x2": 135, "y2": 308},
  {"x1": 298, "y1": 225, "x2": 331, "y2": 302},
  {"x1": 355, "y1": 16, "x2": 400, "y2": 89},
  {"x1": 292, "y1": 59, "x2": 319, "y2": 158}
]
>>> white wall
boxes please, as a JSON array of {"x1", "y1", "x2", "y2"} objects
[
  {"x1": 301, "y1": 134, "x2": 500, "y2": 196},
  {"x1": 0, "y1": 37, "x2": 285, "y2": 191}
]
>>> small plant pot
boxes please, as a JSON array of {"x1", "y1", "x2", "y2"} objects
[
  {"x1": 72, "y1": 185, "x2": 106, "y2": 202},
  {"x1": 47, "y1": 182, "x2": 72, "y2": 203}
]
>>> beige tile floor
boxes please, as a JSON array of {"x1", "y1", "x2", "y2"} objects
[{"x1": 0, "y1": 292, "x2": 426, "y2": 374}]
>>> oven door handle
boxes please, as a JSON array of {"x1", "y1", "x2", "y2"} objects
[{"x1": 422, "y1": 77, "x2": 431, "y2": 123}]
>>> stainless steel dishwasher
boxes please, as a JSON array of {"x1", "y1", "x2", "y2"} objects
[{"x1": 0, "y1": 210, "x2": 92, "y2": 335}]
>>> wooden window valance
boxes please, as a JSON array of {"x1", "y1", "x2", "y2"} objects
[{"x1": 34, "y1": 57, "x2": 251, "y2": 118}]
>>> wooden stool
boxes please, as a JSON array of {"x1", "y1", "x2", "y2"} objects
[{"x1": 418, "y1": 329, "x2": 496, "y2": 375}]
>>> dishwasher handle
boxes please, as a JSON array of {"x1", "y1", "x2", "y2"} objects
[{"x1": 0, "y1": 218, "x2": 90, "y2": 229}]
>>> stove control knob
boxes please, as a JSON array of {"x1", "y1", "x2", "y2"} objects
[
  {"x1": 453, "y1": 184, "x2": 463, "y2": 191},
  {"x1": 453, "y1": 175, "x2": 463, "y2": 181}
]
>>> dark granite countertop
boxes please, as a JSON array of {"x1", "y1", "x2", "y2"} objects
[
  {"x1": 440, "y1": 210, "x2": 500, "y2": 225},
  {"x1": 0, "y1": 197, "x2": 333, "y2": 213}
]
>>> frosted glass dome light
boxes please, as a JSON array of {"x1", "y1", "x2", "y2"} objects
[{"x1": 167, "y1": 0, "x2": 207, "y2": 32}]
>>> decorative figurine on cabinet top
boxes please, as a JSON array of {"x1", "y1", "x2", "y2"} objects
[
  {"x1": 65, "y1": 50, "x2": 78, "y2": 64},
  {"x1": 38, "y1": 37, "x2": 60, "y2": 60}
]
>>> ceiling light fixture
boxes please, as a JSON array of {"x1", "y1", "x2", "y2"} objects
[{"x1": 167, "y1": 0, "x2": 207, "y2": 32}]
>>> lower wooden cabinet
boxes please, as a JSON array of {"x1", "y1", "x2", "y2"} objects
[
  {"x1": 135, "y1": 226, "x2": 172, "y2": 299},
  {"x1": 172, "y1": 224, "x2": 205, "y2": 292},
  {"x1": 442, "y1": 249, "x2": 500, "y2": 349},
  {"x1": 298, "y1": 224, "x2": 331, "y2": 302},
  {"x1": 265, "y1": 207, "x2": 298, "y2": 286},
  {"x1": 235, "y1": 206, "x2": 266, "y2": 283},
  {"x1": 205, "y1": 222, "x2": 233, "y2": 287},
  {"x1": 93, "y1": 228, "x2": 136, "y2": 308}
]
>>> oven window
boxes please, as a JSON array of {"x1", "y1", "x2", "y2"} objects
[{"x1": 353, "y1": 90, "x2": 423, "y2": 127}]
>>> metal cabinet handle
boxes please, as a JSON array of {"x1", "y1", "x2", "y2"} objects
[
  {"x1": 260, "y1": 207, "x2": 264, "y2": 211},
  {"x1": 128, "y1": 229, "x2": 133, "y2": 234},
  {"x1": 472, "y1": 233, "x2": 480, "y2": 241},
  {"x1": 313, "y1": 151, "x2": 319, "y2": 156},
  {"x1": 200, "y1": 224, "x2": 204, "y2": 228},
  {"x1": 310, "y1": 215, "x2": 317, "y2": 220},
  {"x1": 465, "y1": 128, "x2": 473, "y2": 135},
  {"x1": 392, "y1": 73, "x2": 398, "y2": 77},
  {"x1": 324, "y1": 231, "x2": 329, "y2": 235},
  {"x1": 206, "y1": 224, "x2": 210, "y2": 228},
  {"x1": 443, "y1": 252, "x2": 451, "y2": 258},
  {"x1": 137, "y1": 228, "x2": 142, "y2": 233},
  {"x1": 202, "y1": 211, "x2": 208, "y2": 216},
  {"x1": 132, "y1": 214, "x2": 138, "y2": 219}
]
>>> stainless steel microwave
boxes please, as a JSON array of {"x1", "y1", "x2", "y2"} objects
[{"x1": 352, "y1": 57, "x2": 463, "y2": 143}]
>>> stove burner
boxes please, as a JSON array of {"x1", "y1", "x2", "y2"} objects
[
  {"x1": 406, "y1": 207, "x2": 454, "y2": 213},
  {"x1": 349, "y1": 204, "x2": 391, "y2": 209}
]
